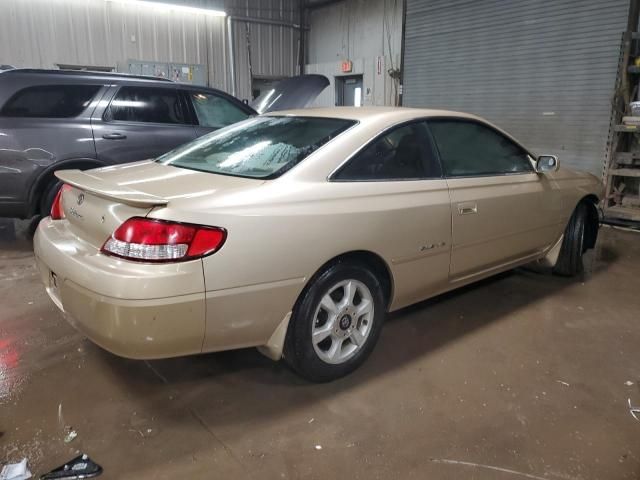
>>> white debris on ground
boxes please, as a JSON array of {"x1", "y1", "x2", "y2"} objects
[
  {"x1": 0, "y1": 458, "x2": 32, "y2": 480},
  {"x1": 63, "y1": 429, "x2": 77, "y2": 444}
]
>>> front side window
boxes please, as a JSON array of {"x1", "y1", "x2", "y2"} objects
[
  {"x1": 189, "y1": 92, "x2": 249, "y2": 128},
  {"x1": 428, "y1": 119, "x2": 533, "y2": 177},
  {"x1": 333, "y1": 121, "x2": 441, "y2": 181},
  {"x1": 157, "y1": 116, "x2": 355, "y2": 179},
  {"x1": 106, "y1": 86, "x2": 187, "y2": 124},
  {"x1": 0, "y1": 84, "x2": 101, "y2": 118}
]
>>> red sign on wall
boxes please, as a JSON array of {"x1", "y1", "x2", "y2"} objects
[{"x1": 341, "y1": 60, "x2": 353, "y2": 73}]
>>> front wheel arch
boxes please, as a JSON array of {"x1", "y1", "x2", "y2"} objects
[
  {"x1": 553, "y1": 196, "x2": 599, "y2": 277},
  {"x1": 579, "y1": 194, "x2": 600, "y2": 250}
]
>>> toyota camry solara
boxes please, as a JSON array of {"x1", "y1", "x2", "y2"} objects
[{"x1": 34, "y1": 107, "x2": 603, "y2": 382}]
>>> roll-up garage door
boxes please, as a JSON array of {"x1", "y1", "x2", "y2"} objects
[{"x1": 402, "y1": 0, "x2": 630, "y2": 177}]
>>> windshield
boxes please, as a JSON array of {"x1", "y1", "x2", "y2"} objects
[{"x1": 157, "y1": 116, "x2": 356, "y2": 179}]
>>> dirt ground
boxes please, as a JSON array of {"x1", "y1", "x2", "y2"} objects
[{"x1": 1, "y1": 219, "x2": 639, "y2": 479}]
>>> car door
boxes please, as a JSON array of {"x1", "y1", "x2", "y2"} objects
[
  {"x1": 0, "y1": 82, "x2": 105, "y2": 212},
  {"x1": 92, "y1": 84, "x2": 197, "y2": 164},
  {"x1": 427, "y1": 118, "x2": 559, "y2": 281},
  {"x1": 183, "y1": 88, "x2": 252, "y2": 137},
  {"x1": 331, "y1": 120, "x2": 451, "y2": 308}
]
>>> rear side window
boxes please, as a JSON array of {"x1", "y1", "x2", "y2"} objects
[
  {"x1": 106, "y1": 86, "x2": 187, "y2": 124},
  {"x1": 428, "y1": 119, "x2": 534, "y2": 177},
  {"x1": 0, "y1": 84, "x2": 101, "y2": 118},
  {"x1": 333, "y1": 121, "x2": 442, "y2": 181},
  {"x1": 189, "y1": 92, "x2": 249, "y2": 128}
]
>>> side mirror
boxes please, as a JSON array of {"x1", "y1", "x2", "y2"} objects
[{"x1": 536, "y1": 155, "x2": 559, "y2": 173}]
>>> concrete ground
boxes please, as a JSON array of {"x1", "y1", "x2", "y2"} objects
[{"x1": 0, "y1": 218, "x2": 639, "y2": 480}]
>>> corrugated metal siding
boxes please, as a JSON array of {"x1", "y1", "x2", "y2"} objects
[
  {"x1": 230, "y1": 0, "x2": 301, "y2": 100},
  {"x1": 403, "y1": 0, "x2": 630, "y2": 176},
  {"x1": 0, "y1": 0, "x2": 300, "y2": 98},
  {"x1": 0, "y1": 0, "x2": 226, "y2": 85}
]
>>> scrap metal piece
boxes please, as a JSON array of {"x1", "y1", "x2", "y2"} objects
[
  {"x1": 40, "y1": 454, "x2": 102, "y2": 480},
  {"x1": 628, "y1": 398, "x2": 640, "y2": 421}
]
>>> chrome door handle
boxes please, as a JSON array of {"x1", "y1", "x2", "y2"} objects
[
  {"x1": 102, "y1": 133, "x2": 127, "y2": 140},
  {"x1": 457, "y1": 203, "x2": 478, "y2": 215}
]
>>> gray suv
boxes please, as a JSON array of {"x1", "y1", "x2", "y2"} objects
[{"x1": 0, "y1": 69, "x2": 327, "y2": 218}]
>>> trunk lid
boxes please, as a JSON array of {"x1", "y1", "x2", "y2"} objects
[
  {"x1": 55, "y1": 160, "x2": 262, "y2": 249},
  {"x1": 250, "y1": 74, "x2": 329, "y2": 114}
]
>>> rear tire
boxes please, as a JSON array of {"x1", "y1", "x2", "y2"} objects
[
  {"x1": 39, "y1": 179, "x2": 62, "y2": 218},
  {"x1": 553, "y1": 202, "x2": 588, "y2": 277},
  {"x1": 284, "y1": 262, "x2": 385, "y2": 382}
]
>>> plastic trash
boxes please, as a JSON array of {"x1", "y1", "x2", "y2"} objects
[{"x1": 0, "y1": 458, "x2": 32, "y2": 480}]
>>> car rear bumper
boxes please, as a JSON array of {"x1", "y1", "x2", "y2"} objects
[{"x1": 34, "y1": 217, "x2": 206, "y2": 359}]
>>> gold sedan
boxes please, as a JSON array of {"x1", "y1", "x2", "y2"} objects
[{"x1": 34, "y1": 107, "x2": 603, "y2": 382}]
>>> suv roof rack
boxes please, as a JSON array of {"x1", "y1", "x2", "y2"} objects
[{"x1": 3, "y1": 68, "x2": 174, "y2": 82}]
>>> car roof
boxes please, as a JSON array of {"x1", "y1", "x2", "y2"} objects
[
  {"x1": 263, "y1": 106, "x2": 485, "y2": 123},
  {"x1": 1, "y1": 68, "x2": 174, "y2": 84}
]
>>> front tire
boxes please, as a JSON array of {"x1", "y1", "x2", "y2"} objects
[
  {"x1": 553, "y1": 202, "x2": 588, "y2": 277},
  {"x1": 284, "y1": 262, "x2": 385, "y2": 382}
]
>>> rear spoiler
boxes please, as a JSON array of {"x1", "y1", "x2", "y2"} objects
[{"x1": 55, "y1": 169, "x2": 169, "y2": 208}]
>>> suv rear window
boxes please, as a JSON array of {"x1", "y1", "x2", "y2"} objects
[
  {"x1": 0, "y1": 84, "x2": 101, "y2": 118},
  {"x1": 157, "y1": 116, "x2": 355, "y2": 179}
]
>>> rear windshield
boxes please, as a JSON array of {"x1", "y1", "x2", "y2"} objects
[{"x1": 156, "y1": 116, "x2": 356, "y2": 179}]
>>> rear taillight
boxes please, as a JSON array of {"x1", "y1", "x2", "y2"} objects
[
  {"x1": 101, "y1": 217, "x2": 226, "y2": 262},
  {"x1": 50, "y1": 184, "x2": 71, "y2": 220}
]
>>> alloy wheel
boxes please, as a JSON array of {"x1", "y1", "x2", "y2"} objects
[{"x1": 311, "y1": 279, "x2": 374, "y2": 365}]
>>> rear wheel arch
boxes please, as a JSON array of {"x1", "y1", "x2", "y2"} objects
[
  {"x1": 283, "y1": 251, "x2": 392, "y2": 381},
  {"x1": 29, "y1": 158, "x2": 106, "y2": 217},
  {"x1": 299, "y1": 250, "x2": 394, "y2": 312}
]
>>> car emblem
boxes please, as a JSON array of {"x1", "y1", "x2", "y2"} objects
[
  {"x1": 68, "y1": 207, "x2": 83, "y2": 220},
  {"x1": 77, "y1": 193, "x2": 84, "y2": 205}
]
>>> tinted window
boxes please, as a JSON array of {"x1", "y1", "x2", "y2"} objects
[
  {"x1": 428, "y1": 120, "x2": 533, "y2": 177},
  {"x1": 190, "y1": 92, "x2": 249, "y2": 128},
  {"x1": 106, "y1": 86, "x2": 187, "y2": 124},
  {"x1": 0, "y1": 84, "x2": 100, "y2": 118},
  {"x1": 157, "y1": 116, "x2": 355, "y2": 179},
  {"x1": 334, "y1": 122, "x2": 441, "y2": 180}
]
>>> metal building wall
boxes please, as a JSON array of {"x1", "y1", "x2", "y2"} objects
[
  {"x1": 0, "y1": 0, "x2": 300, "y2": 99},
  {"x1": 305, "y1": 0, "x2": 403, "y2": 107},
  {"x1": 228, "y1": 0, "x2": 301, "y2": 100},
  {"x1": 403, "y1": 0, "x2": 630, "y2": 177}
]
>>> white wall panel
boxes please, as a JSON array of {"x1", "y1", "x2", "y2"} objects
[
  {"x1": 305, "y1": 0, "x2": 402, "y2": 106},
  {"x1": 0, "y1": 0, "x2": 301, "y2": 98}
]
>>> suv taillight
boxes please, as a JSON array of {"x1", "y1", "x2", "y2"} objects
[
  {"x1": 50, "y1": 184, "x2": 71, "y2": 220},
  {"x1": 101, "y1": 217, "x2": 226, "y2": 262}
]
